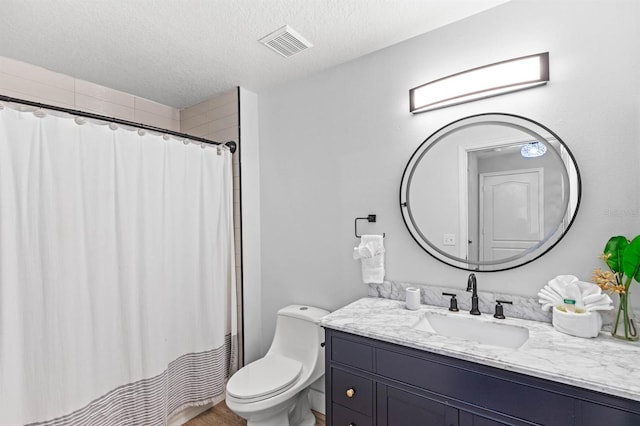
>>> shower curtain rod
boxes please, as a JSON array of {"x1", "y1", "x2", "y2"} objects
[{"x1": 0, "y1": 94, "x2": 237, "y2": 154}]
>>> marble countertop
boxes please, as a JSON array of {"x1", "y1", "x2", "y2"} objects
[{"x1": 319, "y1": 297, "x2": 640, "y2": 402}]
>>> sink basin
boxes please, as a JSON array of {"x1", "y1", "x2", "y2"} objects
[{"x1": 412, "y1": 312, "x2": 529, "y2": 349}]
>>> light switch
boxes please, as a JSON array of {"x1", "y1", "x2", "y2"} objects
[{"x1": 443, "y1": 234, "x2": 456, "y2": 246}]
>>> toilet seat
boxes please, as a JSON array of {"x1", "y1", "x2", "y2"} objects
[{"x1": 226, "y1": 354, "x2": 303, "y2": 403}]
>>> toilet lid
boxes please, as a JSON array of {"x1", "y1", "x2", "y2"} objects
[{"x1": 226, "y1": 354, "x2": 302, "y2": 400}]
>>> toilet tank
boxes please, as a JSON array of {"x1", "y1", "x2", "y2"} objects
[{"x1": 267, "y1": 305, "x2": 330, "y2": 368}]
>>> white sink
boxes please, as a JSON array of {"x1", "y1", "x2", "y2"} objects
[{"x1": 412, "y1": 312, "x2": 529, "y2": 349}]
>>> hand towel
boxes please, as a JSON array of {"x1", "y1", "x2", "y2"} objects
[
  {"x1": 538, "y1": 301, "x2": 554, "y2": 312},
  {"x1": 582, "y1": 288, "x2": 613, "y2": 312},
  {"x1": 576, "y1": 280, "x2": 602, "y2": 299},
  {"x1": 583, "y1": 293, "x2": 611, "y2": 306},
  {"x1": 547, "y1": 275, "x2": 579, "y2": 297},
  {"x1": 539, "y1": 275, "x2": 613, "y2": 313},
  {"x1": 585, "y1": 302, "x2": 614, "y2": 312},
  {"x1": 538, "y1": 288, "x2": 564, "y2": 305},
  {"x1": 563, "y1": 282, "x2": 584, "y2": 308},
  {"x1": 546, "y1": 275, "x2": 585, "y2": 308},
  {"x1": 353, "y1": 234, "x2": 385, "y2": 283}
]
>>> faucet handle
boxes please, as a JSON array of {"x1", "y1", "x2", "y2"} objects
[
  {"x1": 494, "y1": 300, "x2": 513, "y2": 319},
  {"x1": 442, "y1": 292, "x2": 459, "y2": 312}
]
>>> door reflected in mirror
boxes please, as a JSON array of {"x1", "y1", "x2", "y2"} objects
[{"x1": 400, "y1": 113, "x2": 580, "y2": 272}]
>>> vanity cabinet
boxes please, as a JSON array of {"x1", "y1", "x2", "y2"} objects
[{"x1": 324, "y1": 328, "x2": 640, "y2": 425}]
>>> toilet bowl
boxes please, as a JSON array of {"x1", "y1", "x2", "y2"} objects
[{"x1": 225, "y1": 305, "x2": 329, "y2": 426}]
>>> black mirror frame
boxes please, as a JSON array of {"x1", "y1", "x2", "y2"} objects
[{"x1": 399, "y1": 112, "x2": 582, "y2": 272}]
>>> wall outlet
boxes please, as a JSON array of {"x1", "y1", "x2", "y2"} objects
[{"x1": 443, "y1": 234, "x2": 456, "y2": 246}]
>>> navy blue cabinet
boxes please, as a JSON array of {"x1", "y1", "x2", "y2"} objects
[
  {"x1": 378, "y1": 385, "x2": 458, "y2": 425},
  {"x1": 324, "y1": 328, "x2": 640, "y2": 426}
]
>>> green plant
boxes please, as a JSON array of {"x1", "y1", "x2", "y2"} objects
[{"x1": 593, "y1": 235, "x2": 640, "y2": 340}]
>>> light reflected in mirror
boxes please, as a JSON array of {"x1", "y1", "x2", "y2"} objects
[{"x1": 400, "y1": 113, "x2": 581, "y2": 272}]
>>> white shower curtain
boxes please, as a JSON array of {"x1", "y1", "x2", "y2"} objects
[{"x1": 0, "y1": 105, "x2": 237, "y2": 425}]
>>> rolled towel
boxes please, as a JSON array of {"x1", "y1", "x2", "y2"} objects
[{"x1": 553, "y1": 308, "x2": 603, "y2": 338}]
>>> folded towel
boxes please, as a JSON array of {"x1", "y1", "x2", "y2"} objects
[
  {"x1": 538, "y1": 288, "x2": 564, "y2": 305},
  {"x1": 538, "y1": 301, "x2": 554, "y2": 312},
  {"x1": 586, "y1": 302, "x2": 614, "y2": 312},
  {"x1": 547, "y1": 275, "x2": 578, "y2": 297},
  {"x1": 539, "y1": 275, "x2": 613, "y2": 313},
  {"x1": 573, "y1": 281, "x2": 612, "y2": 311},
  {"x1": 583, "y1": 293, "x2": 609, "y2": 306},
  {"x1": 353, "y1": 235, "x2": 385, "y2": 283},
  {"x1": 576, "y1": 280, "x2": 601, "y2": 299},
  {"x1": 563, "y1": 282, "x2": 584, "y2": 308}
]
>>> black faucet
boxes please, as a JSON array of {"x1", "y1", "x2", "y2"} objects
[{"x1": 466, "y1": 273, "x2": 481, "y2": 315}]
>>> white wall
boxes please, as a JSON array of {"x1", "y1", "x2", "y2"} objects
[
  {"x1": 255, "y1": 0, "x2": 640, "y2": 354},
  {"x1": 239, "y1": 88, "x2": 263, "y2": 364}
]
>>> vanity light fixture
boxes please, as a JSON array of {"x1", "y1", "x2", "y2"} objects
[
  {"x1": 520, "y1": 141, "x2": 547, "y2": 158},
  {"x1": 409, "y1": 52, "x2": 549, "y2": 113}
]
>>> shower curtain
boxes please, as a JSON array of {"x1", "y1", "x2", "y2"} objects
[{"x1": 0, "y1": 105, "x2": 237, "y2": 425}]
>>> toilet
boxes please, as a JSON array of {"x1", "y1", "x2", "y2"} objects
[{"x1": 225, "y1": 305, "x2": 330, "y2": 426}]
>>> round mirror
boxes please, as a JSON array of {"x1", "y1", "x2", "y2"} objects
[{"x1": 400, "y1": 113, "x2": 581, "y2": 272}]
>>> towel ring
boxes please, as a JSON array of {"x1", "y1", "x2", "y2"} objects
[{"x1": 354, "y1": 214, "x2": 385, "y2": 238}]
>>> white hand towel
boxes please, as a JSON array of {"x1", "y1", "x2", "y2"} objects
[
  {"x1": 538, "y1": 301, "x2": 554, "y2": 312},
  {"x1": 586, "y1": 302, "x2": 614, "y2": 312},
  {"x1": 540, "y1": 286, "x2": 563, "y2": 299},
  {"x1": 546, "y1": 275, "x2": 586, "y2": 308},
  {"x1": 576, "y1": 280, "x2": 602, "y2": 299},
  {"x1": 353, "y1": 234, "x2": 385, "y2": 284},
  {"x1": 548, "y1": 275, "x2": 579, "y2": 297},
  {"x1": 584, "y1": 292, "x2": 613, "y2": 311},
  {"x1": 540, "y1": 276, "x2": 613, "y2": 313},
  {"x1": 563, "y1": 282, "x2": 584, "y2": 309},
  {"x1": 538, "y1": 288, "x2": 564, "y2": 305},
  {"x1": 583, "y1": 293, "x2": 610, "y2": 306}
]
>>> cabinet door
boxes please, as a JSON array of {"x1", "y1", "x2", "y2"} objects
[
  {"x1": 332, "y1": 368, "x2": 373, "y2": 416},
  {"x1": 580, "y1": 401, "x2": 640, "y2": 426},
  {"x1": 377, "y1": 384, "x2": 458, "y2": 426},
  {"x1": 376, "y1": 347, "x2": 575, "y2": 425},
  {"x1": 332, "y1": 403, "x2": 373, "y2": 426},
  {"x1": 459, "y1": 411, "x2": 511, "y2": 426}
]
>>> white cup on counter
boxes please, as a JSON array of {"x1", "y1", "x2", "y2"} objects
[{"x1": 405, "y1": 287, "x2": 421, "y2": 310}]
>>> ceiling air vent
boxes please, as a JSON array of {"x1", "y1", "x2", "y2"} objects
[{"x1": 259, "y1": 25, "x2": 312, "y2": 58}]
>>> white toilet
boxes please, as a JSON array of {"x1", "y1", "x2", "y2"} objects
[{"x1": 225, "y1": 305, "x2": 330, "y2": 426}]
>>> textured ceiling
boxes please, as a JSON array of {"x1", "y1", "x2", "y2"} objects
[{"x1": 0, "y1": 0, "x2": 508, "y2": 109}]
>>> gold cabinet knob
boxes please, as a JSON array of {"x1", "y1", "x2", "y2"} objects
[{"x1": 346, "y1": 388, "x2": 356, "y2": 398}]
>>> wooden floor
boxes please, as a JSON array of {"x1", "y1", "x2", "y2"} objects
[{"x1": 183, "y1": 400, "x2": 326, "y2": 426}]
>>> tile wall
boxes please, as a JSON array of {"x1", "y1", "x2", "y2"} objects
[{"x1": 0, "y1": 56, "x2": 180, "y2": 130}]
